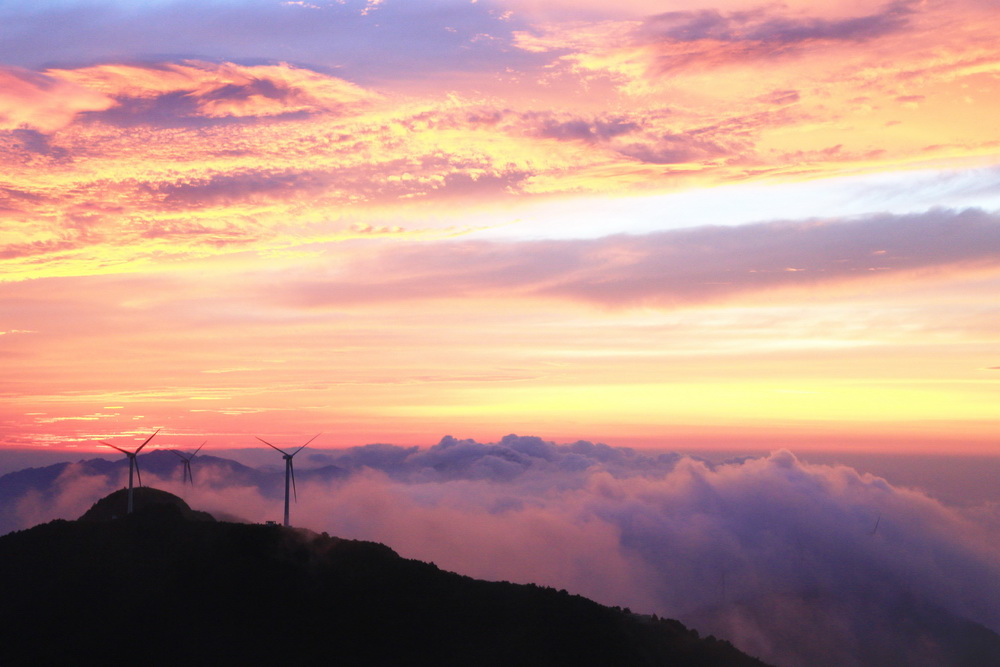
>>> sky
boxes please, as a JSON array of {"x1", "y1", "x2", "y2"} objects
[{"x1": 2, "y1": 0, "x2": 1000, "y2": 455}]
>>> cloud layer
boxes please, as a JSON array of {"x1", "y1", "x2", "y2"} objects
[
  {"x1": 2, "y1": 0, "x2": 998, "y2": 280},
  {"x1": 6, "y1": 437, "x2": 1000, "y2": 666},
  {"x1": 272, "y1": 208, "x2": 1000, "y2": 308}
]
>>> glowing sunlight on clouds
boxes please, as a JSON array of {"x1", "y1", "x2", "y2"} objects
[{"x1": 1, "y1": 0, "x2": 998, "y2": 452}]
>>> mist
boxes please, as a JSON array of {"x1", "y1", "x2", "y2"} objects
[{"x1": 6, "y1": 435, "x2": 1000, "y2": 666}]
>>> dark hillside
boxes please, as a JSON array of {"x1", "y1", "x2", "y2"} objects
[
  {"x1": 78, "y1": 486, "x2": 216, "y2": 522},
  {"x1": 0, "y1": 491, "x2": 769, "y2": 667}
]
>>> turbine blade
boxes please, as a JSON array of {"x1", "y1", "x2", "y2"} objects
[
  {"x1": 191, "y1": 441, "x2": 206, "y2": 457},
  {"x1": 169, "y1": 449, "x2": 188, "y2": 460},
  {"x1": 255, "y1": 436, "x2": 289, "y2": 456},
  {"x1": 101, "y1": 442, "x2": 129, "y2": 455},
  {"x1": 135, "y1": 428, "x2": 160, "y2": 454},
  {"x1": 293, "y1": 433, "x2": 321, "y2": 456},
  {"x1": 135, "y1": 458, "x2": 143, "y2": 487},
  {"x1": 290, "y1": 460, "x2": 297, "y2": 502}
]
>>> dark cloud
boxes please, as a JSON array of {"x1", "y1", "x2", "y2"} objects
[
  {"x1": 2, "y1": 129, "x2": 70, "y2": 161},
  {"x1": 69, "y1": 60, "x2": 374, "y2": 128},
  {"x1": 617, "y1": 131, "x2": 727, "y2": 164},
  {"x1": 540, "y1": 208, "x2": 1000, "y2": 306},
  {"x1": 84, "y1": 90, "x2": 215, "y2": 128},
  {"x1": 143, "y1": 160, "x2": 532, "y2": 209},
  {"x1": 467, "y1": 108, "x2": 669, "y2": 163},
  {"x1": 459, "y1": 107, "x2": 645, "y2": 150},
  {"x1": 86, "y1": 90, "x2": 312, "y2": 129},
  {"x1": 273, "y1": 208, "x2": 1000, "y2": 308},
  {"x1": 0, "y1": 183, "x2": 50, "y2": 208},
  {"x1": 465, "y1": 108, "x2": 508, "y2": 126},
  {"x1": 143, "y1": 169, "x2": 334, "y2": 206},
  {"x1": 635, "y1": 1, "x2": 917, "y2": 74},
  {"x1": 465, "y1": 106, "x2": 775, "y2": 166},
  {"x1": 642, "y1": 1, "x2": 914, "y2": 46},
  {"x1": 524, "y1": 113, "x2": 640, "y2": 144},
  {"x1": 421, "y1": 168, "x2": 532, "y2": 200}
]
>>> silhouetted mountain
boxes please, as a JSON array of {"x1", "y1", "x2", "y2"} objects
[
  {"x1": 78, "y1": 486, "x2": 216, "y2": 522},
  {"x1": 0, "y1": 489, "x2": 769, "y2": 667}
]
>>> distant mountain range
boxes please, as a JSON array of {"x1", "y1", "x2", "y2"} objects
[
  {"x1": 0, "y1": 449, "x2": 345, "y2": 533},
  {"x1": 0, "y1": 488, "x2": 769, "y2": 666}
]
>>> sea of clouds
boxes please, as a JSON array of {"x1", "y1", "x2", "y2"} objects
[{"x1": 9, "y1": 435, "x2": 1000, "y2": 666}]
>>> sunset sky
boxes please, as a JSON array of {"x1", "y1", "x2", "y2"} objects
[{"x1": 2, "y1": 0, "x2": 999, "y2": 454}]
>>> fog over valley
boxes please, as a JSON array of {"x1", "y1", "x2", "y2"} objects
[{"x1": 4, "y1": 435, "x2": 998, "y2": 667}]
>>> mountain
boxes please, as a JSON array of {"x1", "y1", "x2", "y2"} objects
[
  {"x1": 78, "y1": 486, "x2": 216, "y2": 522},
  {"x1": 0, "y1": 489, "x2": 769, "y2": 667}
]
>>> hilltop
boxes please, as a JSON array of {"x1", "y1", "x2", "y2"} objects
[
  {"x1": 0, "y1": 489, "x2": 769, "y2": 666},
  {"x1": 78, "y1": 486, "x2": 217, "y2": 522}
]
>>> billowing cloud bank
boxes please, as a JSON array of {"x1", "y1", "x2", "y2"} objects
[{"x1": 8, "y1": 436, "x2": 1000, "y2": 666}]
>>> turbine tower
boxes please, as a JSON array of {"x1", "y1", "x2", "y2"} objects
[
  {"x1": 256, "y1": 434, "x2": 321, "y2": 527},
  {"x1": 101, "y1": 429, "x2": 160, "y2": 514},
  {"x1": 170, "y1": 441, "x2": 206, "y2": 485}
]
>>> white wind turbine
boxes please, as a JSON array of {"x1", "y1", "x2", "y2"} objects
[
  {"x1": 170, "y1": 441, "x2": 206, "y2": 485},
  {"x1": 256, "y1": 434, "x2": 321, "y2": 527},
  {"x1": 101, "y1": 429, "x2": 160, "y2": 514}
]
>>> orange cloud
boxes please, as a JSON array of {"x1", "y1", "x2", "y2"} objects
[
  {"x1": 511, "y1": 0, "x2": 1000, "y2": 176},
  {"x1": 0, "y1": 67, "x2": 114, "y2": 132},
  {"x1": 50, "y1": 60, "x2": 379, "y2": 122}
]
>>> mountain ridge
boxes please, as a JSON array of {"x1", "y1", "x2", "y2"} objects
[{"x1": 0, "y1": 489, "x2": 771, "y2": 666}]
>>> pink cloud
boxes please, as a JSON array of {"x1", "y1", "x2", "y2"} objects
[
  {"x1": 599, "y1": 1, "x2": 919, "y2": 77},
  {"x1": 50, "y1": 61, "x2": 378, "y2": 125},
  {"x1": 0, "y1": 67, "x2": 114, "y2": 132},
  {"x1": 269, "y1": 208, "x2": 1000, "y2": 309}
]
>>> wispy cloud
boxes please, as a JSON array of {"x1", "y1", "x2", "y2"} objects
[
  {"x1": 640, "y1": 1, "x2": 916, "y2": 49},
  {"x1": 0, "y1": 66, "x2": 113, "y2": 132},
  {"x1": 270, "y1": 208, "x2": 1000, "y2": 308},
  {"x1": 52, "y1": 61, "x2": 378, "y2": 127}
]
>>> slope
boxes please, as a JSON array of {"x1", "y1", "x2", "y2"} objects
[{"x1": 0, "y1": 491, "x2": 769, "y2": 667}]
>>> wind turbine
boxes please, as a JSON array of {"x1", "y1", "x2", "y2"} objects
[
  {"x1": 170, "y1": 441, "x2": 206, "y2": 485},
  {"x1": 256, "y1": 433, "x2": 321, "y2": 527},
  {"x1": 100, "y1": 429, "x2": 160, "y2": 514}
]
